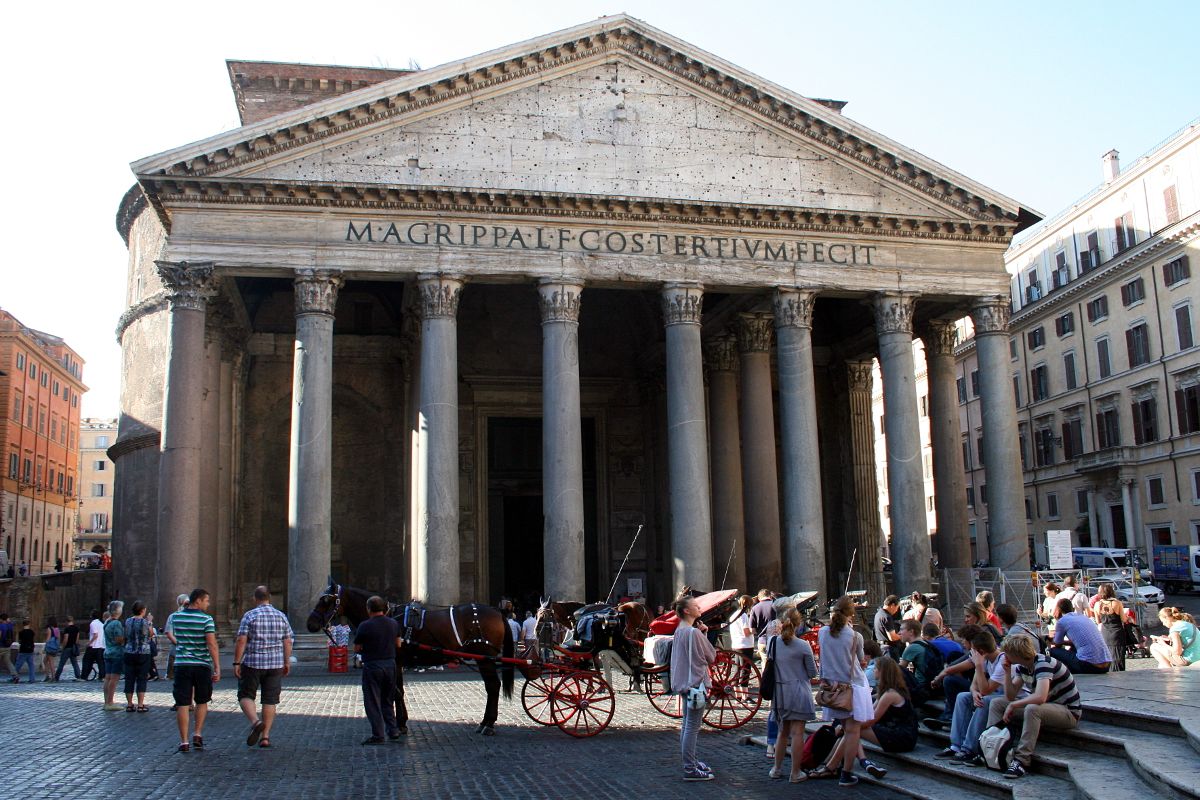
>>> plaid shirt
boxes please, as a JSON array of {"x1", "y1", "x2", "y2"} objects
[{"x1": 236, "y1": 604, "x2": 294, "y2": 669}]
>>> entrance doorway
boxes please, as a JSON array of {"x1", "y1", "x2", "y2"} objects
[
  {"x1": 1109, "y1": 504, "x2": 1128, "y2": 549},
  {"x1": 486, "y1": 416, "x2": 599, "y2": 607}
]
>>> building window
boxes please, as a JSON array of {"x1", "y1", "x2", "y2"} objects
[
  {"x1": 1025, "y1": 268, "x2": 1042, "y2": 303},
  {"x1": 1062, "y1": 418, "x2": 1084, "y2": 460},
  {"x1": 1080, "y1": 232, "x2": 1101, "y2": 273},
  {"x1": 1027, "y1": 326, "x2": 1046, "y2": 350},
  {"x1": 1126, "y1": 323, "x2": 1152, "y2": 368},
  {"x1": 1176, "y1": 385, "x2": 1200, "y2": 434},
  {"x1": 1034, "y1": 427, "x2": 1055, "y2": 467},
  {"x1": 92, "y1": 484, "x2": 106, "y2": 498},
  {"x1": 1018, "y1": 429, "x2": 1029, "y2": 470},
  {"x1": 1177, "y1": 305, "x2": 1194, "y2": 351},
  {"x1": 1025, "y1": 497, "x2": 1034, "y2": 521},
  {"x1": 95, "y1": 435, "x2": 110, "y2": 448},
  {"x1": 1151, "y1": 525, "x2": 1173, "y2": 546},
  {"x1": 1164, "y1": 186, "x2": 1180, "y2": 225},
  {"x1": 7, "y1": 453, "x2": 16, "y2": 479},
  {"x1": 95, "y1": 461, "x2": 106, "y2": 471},
  {"x1": 1097, "y1": 337, "x2": 1112, "y2": 379},
  {"x1": 980, "y1": 484, "x2": 988, "y2": 505},
  {"x1": 49, "y1": 419, "x2": 57, "y2": 441},
  {"x1": 962, "y1": 439, "x2": 971, "y2": 470},
  {"x1": 11, "y1": 396, "x2": 19, "y2": 423},
  {"x1": 1055, "y1": 312, "x2": 1075, "y2": 337},
  {"x1": 16, "y1": 353, "x2": 24, "y2": 369},
  {"x1": 1096, "y1": 407, "x2": 1121, "y2": 449},
  {"x1": 1163, "y1": 256, "x2": 1191, "y2": 286},
  {"x1": 1063, "y1": 351, "x2": 1077, "y2": 391},
  {"x1": 1009, "y1": 338, "x2": 1018, "y2": 359},
  {"x1": 977, "y1": 436, "x2": 986, "y2": 465},
  {"x1": 40, "y1": 372, "x2": 47, "y2": 388},
  {"x1": 956, "y1": 377, "x2": 967, "y2": 404},
  {"x1": 919, "y1": 395, "x2": 928, "y2": 417},
  {"x1": 1191, "y1": 469, "x2": 1200, "y2": 504},
  {"x1": 1120, "y1": 277, "x2": 1146, "y2": 306},
  {"x1": 1077, "y1": 488, "x2": 1089, "y2": 515},
  {"x1": 56, "y1": 473, "x2": 63, "y2": 492},
  {"x1": 1030, "y1": 365, "x2": 1049, "y2": 402},
  {"x1": 970, "y1": 370, "x2": 980, "y2": 398},
  {"x1": 66, "y1": 476, "x2": 73, "y2": 495},
  {"x1": 1114, "y1": 212, "x2": 1136, "y2": 252},
  {"x1": 1052, "y1": 251, "x2": 1069, "y2": 289},
  {"x1": 29, "y1": 363, "x2": 36, "y2": 379},
  {"x1": 966, "y1": 486, "x2": 975, "y2": 507},
  {"x1": 22, "y1": 458, "x2": 31, "y2": 482},
  {"x1": 1012, "y1": 375, "x2": 1022, "y2": 407},
  {"x1": 1047, "y1": 492, "x2": 1060, "y2": 519},
  {"x1": 52, "y1": 380, "x2": 59, "y2": 396},
  {"x1": 1132, "y1": 396, "x2": 1158, "y2": 444},
  {"x1": 1147, "y1": 476, "x2": 1166, "y2": 508},
  {"x1": 1087, "y1": 295, "x2": 1109, "y2": 323}
]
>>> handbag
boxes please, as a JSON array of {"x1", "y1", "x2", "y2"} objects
[
  {"x1": 815, "y1": 629, "x2": 855, "y2": 712},
  {"x1": 681, "y1": 627, "x2": 708, "y2": 710},
  {"x1": 44, "y1": 628, "x2": 61, "y2": 656},
  {"x1": 760, "y1": 636, "x2": 778, "y2": 701}
]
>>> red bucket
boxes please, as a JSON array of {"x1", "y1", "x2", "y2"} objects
[{"x1": 327, "y1": 645, "x2": 349, "y2": 673}]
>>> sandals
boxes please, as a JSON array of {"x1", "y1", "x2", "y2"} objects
[
  {"x1": 125, "y1": 705, "x2": 136, "y2": 713},
  {"x1": 247, "y1": 720, "x2": 265, "y2": 746},
  {"x1": 137, "y1": 705, "x2": 149, "y2": 713},
  {"x1": 807, "y1": 764, "x2": 837, "y2": 780},
  {"x1": 259, "y1": 737, "x2": 271, "y2": 748}
]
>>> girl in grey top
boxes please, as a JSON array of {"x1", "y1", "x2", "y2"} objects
[
  {"x1": 814, "y1": 596, "x2": 871, "y2": 786},
  {"x1": 768, "y1": 609, "x2": 817, "y2": 782},
  {"x1": 670, "y1": 595, "x2": 716, "y2": 782}
]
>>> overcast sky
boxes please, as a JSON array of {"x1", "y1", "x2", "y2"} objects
[{"x1": 3, "y1": 0, "x2": 1197, "y2": 418}]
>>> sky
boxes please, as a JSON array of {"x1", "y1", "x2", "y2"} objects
[{"x1": 2, "y1": 0, "x2": 1197, "y2": 419}]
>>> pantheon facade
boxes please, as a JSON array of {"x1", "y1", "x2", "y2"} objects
[{"x1": 111, "y1": 15, "x2": 1039, "y2": 624}]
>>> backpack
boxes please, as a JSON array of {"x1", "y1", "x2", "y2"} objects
[
  {"x1": 979, "y1": 723, "x2": 1015, "y2": 770},
  {"x1": 800, "y1": 724, "x2": 838, "y2": 769},
  {"x1": 0, "y1": 623, "x2": 13, "y2": 649},
  {"x1": 911, "y1": 640, "x2": 945, "y2": 689},
  {"x1": 44, "y1": 628, "x2": 61, "y2": 656},
  {"x1": 652, "y1": 637, "x2": 673, "y2": 694}
]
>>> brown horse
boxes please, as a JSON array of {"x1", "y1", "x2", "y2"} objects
[{"x1": 307, "y1": 583, "x2": 537, "y2": 735}]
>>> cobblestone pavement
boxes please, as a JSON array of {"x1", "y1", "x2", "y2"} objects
[{"x1": 1, "y1": 665, "x2": 903, "y2": 799}]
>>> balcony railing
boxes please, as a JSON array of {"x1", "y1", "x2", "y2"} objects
[{"x1": 1074, "y1": 446, "x2": 1134, "y2": 473}]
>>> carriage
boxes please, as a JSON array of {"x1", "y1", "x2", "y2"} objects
[{"x1": 521, "y1": 589, "x2": 763, "y2": 738}]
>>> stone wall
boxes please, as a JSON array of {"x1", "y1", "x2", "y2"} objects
[{"x1": 0, "y1": 571, "x2": 113, "y2": 628}]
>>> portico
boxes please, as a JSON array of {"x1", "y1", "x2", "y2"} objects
[{"x1": 111, "y1": 15, "x2": 1037, "y2": 620}]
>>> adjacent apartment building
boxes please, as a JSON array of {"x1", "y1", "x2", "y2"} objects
[
  {"x1": 0, "y1": 309, "x2": 86, "y2": 574},
  {"x1": 957, "y1": 119, "x2": 1200, "y2": 565},
  {"x1": 77, "y1": 418, "x2": 117, "y2": 555}
]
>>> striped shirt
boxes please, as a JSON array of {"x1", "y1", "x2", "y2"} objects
[
  {"x1": 1015, "y1": 654, "x2": 1081, "y2": 716},
  {"x1": 236, "y1": 604, "x2": 294, "y2": 669},
  {"x1": 172, "y1": 608, "x2": 216, "y2": 667}
]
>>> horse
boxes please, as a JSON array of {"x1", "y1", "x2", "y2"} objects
[
  {"x1": 307, "y1": 583, "x2": 538, "y2": 735},
  {"x1": 535, "y1": 596, "x2": 654, "y2": 648}
]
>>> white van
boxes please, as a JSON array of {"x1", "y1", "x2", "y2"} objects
[{"x1": 1071, "y1": 547, "x2": 1148, "y2": 573}]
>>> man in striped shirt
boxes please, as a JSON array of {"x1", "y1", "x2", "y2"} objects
[
  {"x1": 986, "y1": 634, "x2": 1082, "y2": 779},
  {"x1": 166, "y1": 588, "x2": 221, "y2": 753}
]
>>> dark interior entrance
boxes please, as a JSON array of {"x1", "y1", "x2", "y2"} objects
[
  {"x1": 1109, "y1": 504, "x2": 1128, "y2": 549},
  {"x1": 487, "y1": 416, "x2": 599, "y2": 608}
]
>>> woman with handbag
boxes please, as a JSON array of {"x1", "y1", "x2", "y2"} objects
[
  {"x1": 670, "y1": 594, "x2": 717, "y2": 782},
  {"x1": 42, "y1": 617, "x2": 61, "y2": 681},
  {"x1": 767, "y1": 609, "x2": 817, "y2": 782},
  {"x1": 811, "y1": 595, "x2": 875, "y2": 786}
]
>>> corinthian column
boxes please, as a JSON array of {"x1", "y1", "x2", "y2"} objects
[
  {"x1": 198, "y1": 326, "x2": 221, "y2": 602},
  {"x1": 874, "y1": 293, "x2": 931, "y2": 593},
  {"x1": 154, "y1": 261, "x2": 218, "y2": 619},
  {"x1": 847, "y1": 361, "x2": 886, "y2": 603},
  {"x1": 662, "y1": 283, "x2": 713, "y2": 590},
  {"x1": 774, "y1": 289, "x2": 826, "y2": 598},
  {"x1": 706, "y1": 334, "x2": 745, "y2": 593},
  {"x1": 416, "y1": 274, "x2": 463, "y2": 606},
  {"x1": 921, "y1": 320, "x2": 971, "y2": 571},
  {"x1": 737, "y1": 312, "x2": 782, "y2": 591},
  {"x1": 287, "y1": 269, "x2": 342, "y2": 626},
  {"x1": 538, "y1": 280, "x2": 585, "y2": 600},
  {"x1": 971, "y1": 296, "x2": 1029, "y2": 571}
]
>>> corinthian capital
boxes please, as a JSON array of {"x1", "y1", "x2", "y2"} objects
[
  {"x1": 417, "y1": 274, "x2": 464, "y2": 320},
  {"x1": 921, "y1": 319, "x2": 959, "y2": 357},
  {"x1": 661, "y1": 282, "x2": 703, "y2": 326},
  {"x1": 155, "y1": 261, "x2": 219, "y2": 312},
  {"x1": 970, "y1": 295, "x2": 1011, "y2": 335},
  {"x1": 705, "y1": 333, "x2": 738, "y2": 373},
  {"x1": 773, "y1": 288, "x2": 816, "y2": 330},
  {"x1": 846, "y1": 360, "x2": 874, "y2": 393},
  {"x1": 872, "y1": 293, "x2": 916, "y2": 336},
  {"x1": 735, "y1": 313, "x2": 774, "y2": 353},
  {"x1": 537, "y1": 280, "x2": 583, "y2": 324},
  {"x1": 293, "y1": 269, "x2": 344, "y2": 316}
]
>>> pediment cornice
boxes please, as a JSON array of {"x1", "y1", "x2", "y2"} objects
[
  {"x1": 142, "y1": 175, "x2": 1017, "y2": 244},
  {"x1": 132, "y1": 15, "x2": 1033, "y2": 229}
]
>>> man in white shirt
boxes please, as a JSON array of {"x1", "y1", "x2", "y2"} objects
[
  {"x1": 82, "y1": 611, "x2": 107, "y2": 680},
  {"x1": 520, "y1": 612, "x2": 537, "y2": 654}
]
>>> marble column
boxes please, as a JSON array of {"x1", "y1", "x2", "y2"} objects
[
  {"x1": 662, "y1": 283, "x2": 714, "y2": 591},
  {"x1": 774, "y1": 289, "x2": 826, "y2": 597},
  {"x1": 921, "y1": 320, "x2": 971, "y2": 571},
  {"x1": 538, "y1": 280, "x2": 586, "y2": 601},
  {"x1": 736, "y1": 312, "x2": 782, "y2": 591},
  {"x1": 286, "y1": 269, "x2": 343, "y2": 626},
  {"x1": 154, "y1": 261, "x2": 218, "y2": 619},
  {"x1": 215, "y1": 351, "x2": 236, "y2": 623},
  {"x1": 416, "y1": 274, "x2": 463, "y2": 606},
  {"x1": 971, "y1": 296, "x2": 1030, "y2": 572},
  {"x1": 1121, "y1": 476, "x2": 1137, "y2": 552},
  {"x1": 198, "y1": 330, "x2": 221, "y2": 601},
  {"x1": 874, "y1": 293, "x2": 932, "y2": 593},
  {"x1": 847, "y1": 361, "x2": 887, "y2": 603},
  {"x1": 706, "y1": 334, "x2": 746, "y2": 592}
]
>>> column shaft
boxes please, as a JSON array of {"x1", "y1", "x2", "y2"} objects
[
  {"x1": 847, "y1": 362, "x2": 887, "y2": 603},
  {"x1": 662, "y1": 284, "x2": 713, "y2": 591},
  {"x1": 416, "y1": 275, "x2": 463, "y2": 606},
  {"x1": 154, "y1": 262, "x2": 217, "y2": 619},
  {"x1": 287, "y1": 269, "x2": 342, "y2": 626},
  {"x1": 874, "y1": 294, "x2": 932, "y2": 593},
  {"x1": 774, "y1": 290, "x2": 826, "y2": 597},
  {"x1": 737, "y1": 313, "x2": 782, "y2": 591},
  {"x1": 539, "y1": 281, "x2": 586, "y2": 600},
  {"x1": 922, "y1": 321, "x2": 971, "y2": 571},
  {"x1": 707, "y1": 335, "x2": 746, "y2": 593},
  {"x1": 971, "y1": 297, "x2": 1030, "y2": 571},
  {"x1": 198, "y1": 335, "x2": 221, "y2": 599},
  {"x1": 1121, "y1": 478, "x2": 1137, "y2": 551},
  {"x1": 215, "y1": 357, "x2": 235, "y2": 623}
]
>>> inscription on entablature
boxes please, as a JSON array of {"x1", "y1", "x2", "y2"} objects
[{"x1": 344, "y1": 220, "x2": 879, "y2": 266}]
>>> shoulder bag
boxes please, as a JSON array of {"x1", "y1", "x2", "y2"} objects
[
  {"x1": 44, "y1": 628, "x2": 61, "y2": 656},
  {"x1": 814, "y1": 629, "x2": 854, "y2": 711},
  {"x1": 683, "y1": 628, "x2": 708, "y2": 710},
  {"x1": 760, "y1": 635, "x2": 778, "y2": 701}
]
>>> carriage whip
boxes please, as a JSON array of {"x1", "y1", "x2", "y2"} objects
[
  {"x1": 606, "y1": 525, "x2": 643, "y2": 603},
  {"x1": 844, "y1": 547, "x2": 858, "y2": 596},
  {"x1": 719, "y1": 538, "x2": 737, "y2": 591}
]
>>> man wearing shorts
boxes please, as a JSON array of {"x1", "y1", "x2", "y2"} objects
[
  {"x1": 234, "y1": 585, "x2": 294, "y2": 748},
  {"x1": 167, "y1": 588, "x2": 220, "y2": 753}
]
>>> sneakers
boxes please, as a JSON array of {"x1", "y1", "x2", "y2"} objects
[
  {"x1": 934, "y1": 747, "x2": 960, "y2": 760},
  {"x1": 191, "y1": 735, "x2": 204, "y2": 751},
  {"x1": 177, "y1": 742, "x2": 190, "y2": 753},
  {"x1": 768, "y1": 767, "x2": 783, "y2": 779},
  {"x1": 921, "y1": 717, "x2": 946, "y2": 731},
  {"x1": 861, "y1": 759, "x2": 887, "y2": 779},
  {"x1": 838, "y1": 770, "x2": 859, "y2": 787},
  {"x1": 952, "y1": 753, "x2": 986, "y2": 768},
  {"x1": 683, "y1": 772, "x2": 714, "y2": 782},
  {"x1": 1002, "y1": 760, "x2": 1026, "y2": 779}
]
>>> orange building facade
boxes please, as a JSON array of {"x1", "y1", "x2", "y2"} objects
[{"x1": 0, "y1": 309, "x2": 86, "y2": 575}]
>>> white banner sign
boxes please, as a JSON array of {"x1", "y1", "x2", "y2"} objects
[{"x1": 1046, "y1": 530, "x2": 1073, "y2": 570}]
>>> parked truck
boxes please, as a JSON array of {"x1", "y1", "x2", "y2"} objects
[{"x1": 1152, "y1": 545, "x2": 1200, "y2": 593}]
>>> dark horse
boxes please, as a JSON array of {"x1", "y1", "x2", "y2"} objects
[{"x1": 307, "y1": 583, "x2": 538, "y2": 735}]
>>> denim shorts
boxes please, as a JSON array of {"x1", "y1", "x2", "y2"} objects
[{"x1": 104, "y1": 656, "x2": 124, "y2": 675}]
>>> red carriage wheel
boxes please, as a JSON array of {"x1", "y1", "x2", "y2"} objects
[
  {"x1": 521, "y1": 671, "x2": 563, "y2": 726},
  {"x1": 703, "y1": 650, "x2": 762, "y2": 730},
  {"x1": 645, "y1": 667, "x2": 683, "y2": 719},
  {"x1": 551, "y1": 672, "x2": 616, "y2": 738}
]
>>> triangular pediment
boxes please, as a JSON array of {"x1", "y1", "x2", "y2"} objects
[{"x1": 133, "y1": 14, "x2": 1036, "y2": 227}]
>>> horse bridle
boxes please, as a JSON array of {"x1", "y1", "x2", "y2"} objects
[{"x1": 317, "y1": 584, "x2": 344, "y2": 643}]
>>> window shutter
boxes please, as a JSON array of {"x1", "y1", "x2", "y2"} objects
[
  {"x1": 1115, "y1": 218, "x2": 1126, "y2": 251},
  {"x1": 1080, "y1": 251, "x2": 1092, "y2": 272},
  {"x1": 1177, "y1": 389, "x2": 1187, "y2": 432},
  {"x1": 1164, "y1": 186, "x2": 1180, "y2": 224},
  {"x1": 1132, "y1": 403, "x2": 1143, "y2": 444},
  {"x1": 1096, "y1": 412, "x2": 1105, "y2": 448},
  {"x1": 1126, "y1": 328, "x2": 1136, "y2": 365}
]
